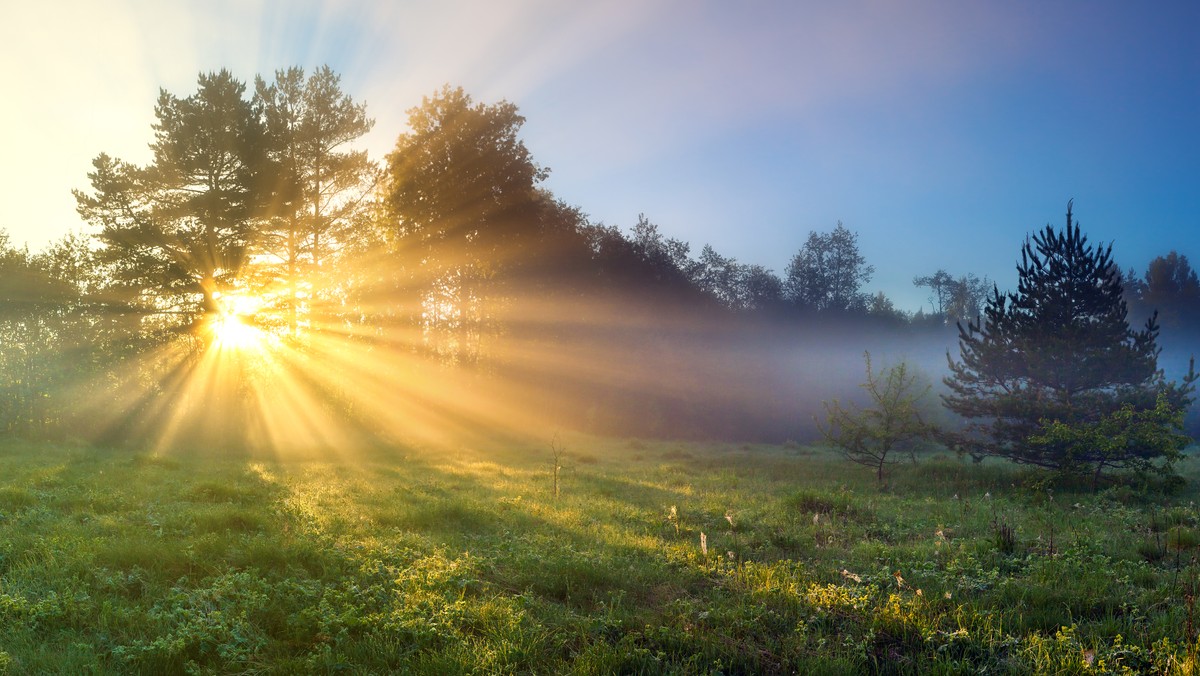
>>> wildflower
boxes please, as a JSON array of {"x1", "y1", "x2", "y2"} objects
[
  {"x1": 984, "y1": 491, "x2": 991, "y2": 499},
  {"x1": 726, "y1": 551, "x2": 735, "y2": 561},
  {"x1": 700, "y1": 532, "x2": 707, "y2": 557},
  {"x1": 953, "y1": 493, "x2": 959, "y2": 501},
  {"x1": 1083, "y1": 649, "x2": 1095, "y2": 666},
  {"x1": 944, "y1": 591, "x2": 952, "y2": 600},
  {"x1": 841, "y1": 569, "x2": 862, "y2": 583},
  {"x1": 916, "y1": 588, "x2": 923, "y2": 597},
  {"x1": 893, "y1": 570, "x2": 905, "y2": 588},
  {"x1": 725, "y1": 510, "x2": 734, "y2": 528},
  {"x1": 935, "y1": 528, "x2": 946, "y2": 541},
  {"x1": 813, "y1": 513, "x2": 820, "y2": 525}
]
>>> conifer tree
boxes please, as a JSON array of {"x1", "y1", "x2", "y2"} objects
[{"x1": 943, "y1": 201, "x2": 1195, "y2": 479}]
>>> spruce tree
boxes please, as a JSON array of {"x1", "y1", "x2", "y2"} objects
[{"x1": 943, "y1": 201, "x2": 1195, "y2": 479}]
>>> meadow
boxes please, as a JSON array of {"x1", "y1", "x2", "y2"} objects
[{"x1": 0, "y1": 437, "x2": 1197, "y2": 674}]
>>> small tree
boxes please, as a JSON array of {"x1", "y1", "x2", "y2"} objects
[
  {"x1": 821, "y1": 352, "x2": 934, "y2": 482},
  {"x1": 943, "y1": 201, "x2": 1196, "y2": 480}
]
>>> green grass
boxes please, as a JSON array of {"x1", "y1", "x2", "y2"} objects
[{"x1": 0, "y1": 438, "x2": 1198, "y2": 674}]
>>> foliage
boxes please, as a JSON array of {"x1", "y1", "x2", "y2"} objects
[
  {"x1": 821, "y1": 353, "x2": 934, "y2": 481},
  {"x1": 914, "y1": 270, "x2": 990, "y2": 324},
  {"x1": 784, "y1": 222, "x2": 874, "y2": 312},
  {"x1": 943, "y1": 202, "x2": 1196, "y2": 478},
  {"x1": 252, "y1": 65, "x2": 376, "y2": 333},
  {"x1": 75, "y1": 70, "x2": 265, "y2": 329},
  {"x1": 1028, "y1": 394, "x2": 1191, "y2": 486},
  {"x1": 380, "y1": 85, "x2": 551, "y2": 362},
  {"x1": 1141, "y1": 251, "x2": 1200, "y2": 331}
]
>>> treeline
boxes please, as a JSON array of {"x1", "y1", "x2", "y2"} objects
[{"x1": 1, "y1": 67, "x2": 1196, "y2": 448}]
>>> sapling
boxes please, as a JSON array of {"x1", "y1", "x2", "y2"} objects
[
  {"x1": 549, "y1": 433, "x2": 565, "y2": 499},
  {"x1": 820, "y1": 352, "x2": 934, "y2": 483}
]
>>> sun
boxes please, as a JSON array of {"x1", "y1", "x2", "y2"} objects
[{"x1": 208, "y1": 292, "x2": 267, "y2": 351}]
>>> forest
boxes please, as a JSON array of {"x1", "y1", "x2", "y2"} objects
[{"x1": 1, "y1": 66, "x2": 1198, "y2": 451}]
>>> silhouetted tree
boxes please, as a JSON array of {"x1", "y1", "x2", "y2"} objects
[
  {"x1": 913, "y1": 269, "x2": 954, "y2": 316},
  {"x1": 253, "y1": 66, "x2": 376, "y2": 332},
  {"x1": 784, "y1": 223, "x2": 873, "y2": 312},
  {"x1": 738, "y1": 265, "x2": 785, "y2": 312},
  {"x1": 943, "y1": 202, "x2": 1195, "y2": 480},
  {"x1": 1141, "y1": 251, "x2": 1200, "y2": 331},
  {"x1": 914, "y1": 270, "x2": 990, "y2": 324},
  {"x1": 75, "y1": 70, "x2": 265, "y2": 334},
  {"x1": 382, "y1": 85, "x2": 548, "y2": 362},
  {"x1": 945, "y1": 273, "x2": 990, "y2": 324}
]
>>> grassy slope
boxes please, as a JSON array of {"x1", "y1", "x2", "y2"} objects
[{"x1": 0, "y1": 438, "x2": 1198, "y2": 674}]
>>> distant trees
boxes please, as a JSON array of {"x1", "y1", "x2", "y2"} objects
[
  {"x1": 943, "y1": 203, "x2": 1195, "y2": 480},
  {"x1": 1141, "y1": 251, "x2": 1200, "y2": 331},
  {"x1": 784, "y1": 223, "x2": 874, "y2": 312},
  {"x1": 913, "y1": 270, "x2": 990, "y2": 324},
  {"x1": 52, "y1": 68, "x2": 1200, "y2": 451},
  {"x1": 0, "y1": 230, "x2": 106, "y2": 437}
]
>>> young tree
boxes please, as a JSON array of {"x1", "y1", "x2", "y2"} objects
[
  {"x1": 943, "y1": 202, "x2": 1195, "y2": 479},
  {"x1": 821, "y1": 352, "x2": 934, "y2": 482}
]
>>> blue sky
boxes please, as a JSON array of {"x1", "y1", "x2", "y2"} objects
[{"x1": 2, "y1": 0, "x2": 1196, "y2": 311}]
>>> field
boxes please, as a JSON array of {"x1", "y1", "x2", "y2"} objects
[{"x1": 0, "y1": 437, "x2": 1198, "y2": 674}]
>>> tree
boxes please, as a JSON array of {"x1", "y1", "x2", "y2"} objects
[
  {"x1": 382, "y1": 85, "x2": 549, "y2": 362},
  {"x1": 913, "y1": 269, "x2": 954, "y2": 316},
  {"x1": 866, "y1": 291, "x2": 908, "y2": 322},
  {"x1": 75, "y1": 70, "x2": 265, "y2": 333},
  {"x1": 943, "y1": 202, "x2": 1195, "y2": 479},
  {"x1": 821, "y1": 353, "x2": 934, "y2": 482},
  {"x1": 1141, "y1": 251, "x2": 1200, "y2": 331},
  {"x1": 784, "y1": 223, "x2": 873, "y2": 312},
  {"x1": 914, "y1": 270, "x2": 990, "y2": 323},
  {"x1": 738, "y1": 264, "x2": 785, "y2": 312},
  {"x1": 945, "y1": 273, "x2": 990, "y2": 324},
  {"x1": 254, "y1": 66, "x2": 376, "y2": 332}
]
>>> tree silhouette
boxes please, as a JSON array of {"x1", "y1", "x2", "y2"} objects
[
  {"x1": 1141, "y1": 251, "x2": 1200, "y2": 331},
  {"x1": 784, "y1": 223, "x2": 873, "y2": 312},
  {"x1": 381, "y1": 86, "x2": 550, "y2": 362},
  {"x1": 75, "y1": 70, "x2": 264, "y2": 334},
  {"x1": 254, "y1": 66, "x2": 376, "y2": 333},
  {"x1": 943, "y1": 202, "x2": 1195, "y2": 478}
]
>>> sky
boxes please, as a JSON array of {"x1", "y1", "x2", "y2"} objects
[{"x1": 1, "y1": 0, "x2": 1197, "y2": 312}]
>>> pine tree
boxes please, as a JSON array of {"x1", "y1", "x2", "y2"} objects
[{"x1": 943, "y1": 201, "x2": 1195, "y2": 479}]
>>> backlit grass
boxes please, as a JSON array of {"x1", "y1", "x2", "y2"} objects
[{"x1": 0, "y1": 438, "x2": 1198, "y2": 673}]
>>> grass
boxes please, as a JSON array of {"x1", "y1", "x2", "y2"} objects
[{"x1": 0, "y1": 438, "x2": 1198, "y2": 674}]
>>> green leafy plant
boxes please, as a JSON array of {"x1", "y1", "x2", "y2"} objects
[{"x1": 820, "y1": 352, "x2": 934, "y2": 482}]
